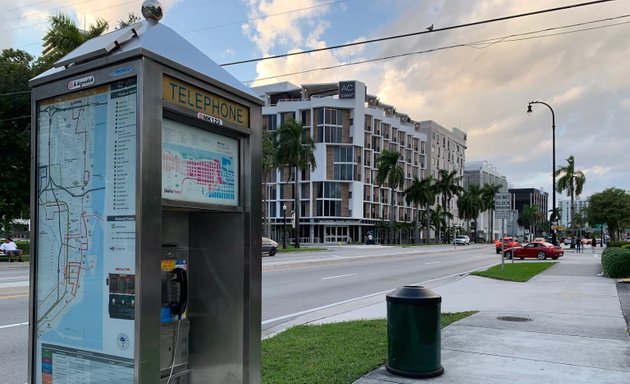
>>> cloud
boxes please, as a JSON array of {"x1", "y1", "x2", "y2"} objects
[{"x1": 248, "y1": 0, "x2": 630, "y2": 196}]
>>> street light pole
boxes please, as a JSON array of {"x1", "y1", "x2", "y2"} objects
[
  {"x1": 282, "y1": 204, "x2": 287, "y2": 249},
  {"x1": 527, "y1": 100, "x2": 558, "y2": 246}
]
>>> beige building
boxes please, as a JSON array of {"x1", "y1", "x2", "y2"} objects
[{"x1": 253, "y1": 80, "x2": 466, "y2": 244}]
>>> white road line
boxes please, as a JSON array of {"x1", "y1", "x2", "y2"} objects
[
  {"x1": 0, "y1": 321, "x2": 28, "y2": 330},
  {"x1": 321, "y1": 273, "x2": 357, "y2": 280},
  {"x1": 425, "y1": 261, "x2": 441, "y2": 265},
  {"x1": 262, "y1": 262, "x2": 497, "y2": 326}
]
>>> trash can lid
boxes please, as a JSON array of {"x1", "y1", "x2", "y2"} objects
[{"x1": 386, "y1": 285, "x2": 441, "y2": 304}]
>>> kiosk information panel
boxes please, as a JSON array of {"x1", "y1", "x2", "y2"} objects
[
  {"x1": 34, "y1": 77, "x2": 137, "y2": 383},
  {"x1": 162, "y1": 118, "x2": 239, "y2": 206}
]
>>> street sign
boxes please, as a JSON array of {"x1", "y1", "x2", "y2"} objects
[
  {"x1": 494, "y1": 193, "x2": 511, "y2": 211},
  {"x1": 495, "y1": 211, "x2": 511, "y2": 220}
]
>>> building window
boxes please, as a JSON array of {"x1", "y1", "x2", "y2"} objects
[
  {"x1": 333, "y1": 146, "x2": 355, "y2": 180},
  {"x1": 263, "y1": 114, "x2": 277, "y2": 131},
  {"x1": 315, "y1": 108, "x2": 343, "y2": 143},
  {"x1": 315, "y1": 182, "x2": 342, "y2": 217}
]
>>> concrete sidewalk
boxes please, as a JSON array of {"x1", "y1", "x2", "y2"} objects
[{"x1": 308, "y1": 251, "x2": 630, "y2": 383}]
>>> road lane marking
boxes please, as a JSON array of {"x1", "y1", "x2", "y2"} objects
[
  {"x1": 0, "y1": 321, "x2": 28, "y2": 330},
  {"x1": 321, "y1": 273, "x2": 357, "y2": 280},
  {"x1": 425, "y1": 261, "x2": 441, "y2": 265},
  {"x1": 263, "y1": 262, "x2": 498, "y2": 326},
  {"x1": 0, "y1": 293, "x2": 29, "y2": 299}
]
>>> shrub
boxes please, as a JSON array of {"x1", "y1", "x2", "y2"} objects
[
  {"x1": 606, "y1": 241, "x2": 627, "y2": 248},
  {"x1": 16, "y1": 240, "x2": 30, "y2": 256},
  {"x1": 601, "y1": 247, "x2": 630, "y2": 278}
]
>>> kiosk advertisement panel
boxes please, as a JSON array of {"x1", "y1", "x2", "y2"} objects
[{"x1": 34, "y1": 77, "x2": 137, "y2": 383}]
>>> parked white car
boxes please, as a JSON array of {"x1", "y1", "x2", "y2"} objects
[{"x1": 453, "y1": 235, "x2": 470, "y2": 245}]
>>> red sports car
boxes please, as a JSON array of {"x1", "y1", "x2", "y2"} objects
[
  {"x1": 495, "y1": 237, "x2": 521, "y2": 254},
  {"x1": 503, "y1": 241, "x2": 564, "y2": 260}
]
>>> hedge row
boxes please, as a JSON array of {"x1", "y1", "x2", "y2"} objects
[
  {"x1": 605, "y1": 241, "x2": 629, "y2": 248},
  {"x1": 601, "y1": 247, "x2": 630, "y2": 278}
]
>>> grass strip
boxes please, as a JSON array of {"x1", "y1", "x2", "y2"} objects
[
  {"x1": 472, "y1": 262, "x2": 557, "y2": 282},
  {"x1": 262, "y1": 311, "x2": 475, "y2": 384}
]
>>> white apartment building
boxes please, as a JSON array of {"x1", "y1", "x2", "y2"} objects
[
  {"x1": 559, "y1": 198, "x2": 588, "y2": 229},
  {"x1": 253, "y1": 80, "x2": 466, "y2": 244},
  {"x1": 464, "y1": 161, "x2": 509, "y2": 241}
]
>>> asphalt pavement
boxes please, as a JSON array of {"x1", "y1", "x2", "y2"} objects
[{"x1": 270, "y1": 245, "x2": 630, "y2": 384}]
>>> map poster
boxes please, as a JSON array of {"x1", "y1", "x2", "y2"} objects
[
  {"x1": 35, "y1": 77, "x2": 137, "y2": 383},
  {"x1": 162, "y1": 119, "x2": 239, "y2": 206}
]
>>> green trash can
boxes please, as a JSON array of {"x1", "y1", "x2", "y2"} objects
[{"x1": 386, "y1": 285, "x2": 443, "y2": 378}]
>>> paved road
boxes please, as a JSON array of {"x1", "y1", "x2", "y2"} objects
[
  {"x1": 0, "y1": 244, "x2": 498, "y2": 383},
  {"x1": 262, "y1": 244, "x2": 498, "y2": 333}
]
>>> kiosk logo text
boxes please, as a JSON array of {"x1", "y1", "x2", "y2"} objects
[{"x1": 68, "y1": 75, "x2": 95, "y2": 90}]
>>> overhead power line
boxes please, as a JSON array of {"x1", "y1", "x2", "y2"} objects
[
  {"x1": 220, "y1": 0, "x2": 616, "y2": 67},
  {"x1": 244, "y1": 14, "x2": 630, "y2": 84}
]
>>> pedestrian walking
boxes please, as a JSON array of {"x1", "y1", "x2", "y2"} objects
[
  {"x1": 575, "y1": 237, "x2": 581, "y2": 253},
  {"x1": 592, "y1": 237, "x2": 597, "y2": 248}
]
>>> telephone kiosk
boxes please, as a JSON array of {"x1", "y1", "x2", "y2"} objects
[{"x1": 160, "y1": 245, "x2": 190, "y2": 383}]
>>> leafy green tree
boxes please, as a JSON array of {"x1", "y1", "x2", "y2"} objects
[
  {"x1": 0, "y1": 49, "x2": 35, "y2": 233},
  {"x1": 273, "y1": 118, "x2": 316, "y2": 248},
  {"x1": 555, "y1": 155, "x2": 586, "y2": 247},
  {"x1": 403, "y1": 175, "x2": 436, "y2": 243},
  {"x1": 457, "y1": 185, "x2": 483, "y2": 242},
  {"x1": 117, "y1": 13, "x2": 141, "y2": 29},
  {"x1": 42, "y1": 13, "x2": 109, "y2": 67},
  {"x1": 587, "y1": 188, "x2": 630, "y2": 241},
  {"x1": 518, "y1": 204, "x2": 543, "y2": 240},
  {"x1": 435, "y1": 169, "x2": 464, "y2": 243},
  {"x1": 376, "y1": 150, "x2": 404, "y2": 243},
  {"x1": 481, "y1": 183, "x2": 502, "y2": 242}
]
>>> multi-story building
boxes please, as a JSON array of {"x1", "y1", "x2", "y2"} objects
[
  {"x1": 463, "y1": 161, "x2": 508, "y2": 241},
  {"x1": 508, "y1": 188, "x2": 549, "y2": 239},
  {"x1": 253, "y1": 80, "x2": 466, "y2": 244},
  {"x1": 558, "y1": 198, "x2": 588, "y2": 229}
]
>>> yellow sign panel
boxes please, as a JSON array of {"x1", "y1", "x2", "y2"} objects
[{"x1": 162, "y1": 75, "x2": 249, "y2": 128}]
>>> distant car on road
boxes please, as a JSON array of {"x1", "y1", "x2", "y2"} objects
[
  {"x1": 495, "y1": 237, "x2": 521, "y2": 254},
  {"x1": 504, "y1": 241, "x2": 564, "y2": 260},
  {"x1": 453, "y1": 235, "x2": 470, "y2": 245},
  {"x1": 262, "y1": 237, "x2": 278, "y2": 256}
]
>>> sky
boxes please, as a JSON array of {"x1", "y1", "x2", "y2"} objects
[{"x1": 2, "y1": 0, "x2": 630, "y2": 201}]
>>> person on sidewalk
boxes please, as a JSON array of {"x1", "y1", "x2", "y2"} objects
[
  {"x1": 1, "y1": 237, "x2": 23, "y2": 262},
  {"x1": 575, "y1": 237, "x2": 581, "y2": 253}
]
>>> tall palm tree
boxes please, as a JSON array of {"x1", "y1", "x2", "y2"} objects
[
  {"x1": 42, "y1": 13, "x2": 109, "y2": 65},
  {"x1": 274, "y1": 118, "x2": 316, "y2": 248},
  {"x1": 457, "y1": 185, "x2": 484, "y2": 242},
  {"x1": 555, "y1": 155, "x2": 586, "y2": 247},
  {"x1": 376, "y1": 150, "x2": 404, "y2": 244},
  {"x1": 435, "y1": 169, "x2": 464, "y2": 243},
  {"x1": 403, "y1": 175, "x2": 436, "y2": 243},
  {"x1": 481, "y1": 183, "x2": 503, "y2": 242},
  {"x1": 262, "y1": 131, "x2": 276, "y2": 238}
]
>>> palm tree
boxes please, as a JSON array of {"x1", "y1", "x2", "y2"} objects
[
  {"x1": 518, "y1": 204, "x2": 542, "y2": 240},
  {"x1": 274, "y1": 118, "x2": 316, "y2": 248},
  {"x1": 435, "y1": 169, "x2": 464, "y2": 243},
  {"x1": 403, "y1": 175, "x2": 436, "y2": 243},
  {"x1": 42, "y1": 13, "x2": 109, "y2": 65},
  {"x1": 457, "y1": 185, "x2": 484, "y2": 242},
  {"x1": 376, "y1": 150, "x2": 404, "y2": 243},
  {"x1": 555, "y1": 155, "x2": 586, "y2": 247},
  {"x1": 430, "y1": 205, "x2": 452, "y2": 241},
  {"x1": 261, "y1": 131, "x2": 276, "y2": 238},
  {"x1": 481, "y1": 183, "x2": 503, "y2": 242}
]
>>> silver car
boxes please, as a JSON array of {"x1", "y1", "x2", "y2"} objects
[
  {"x1": 453, "y1": 235, "x2": 470, "y2": 245},
  {"x1": 262, "y1": 237, "x2": 278, "y2": 256}
]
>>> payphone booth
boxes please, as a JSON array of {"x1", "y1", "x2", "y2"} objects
[{"x1": 28, "y1": 8, "x2": 263, "y2": 384}]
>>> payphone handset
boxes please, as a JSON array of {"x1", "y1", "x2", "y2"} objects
[
  {"x1": 165, "y1": 267, "x2": 188, "y2": 316},
  {"x1": 161, "y1": 254, "x2": 188, "y2": 323}
]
